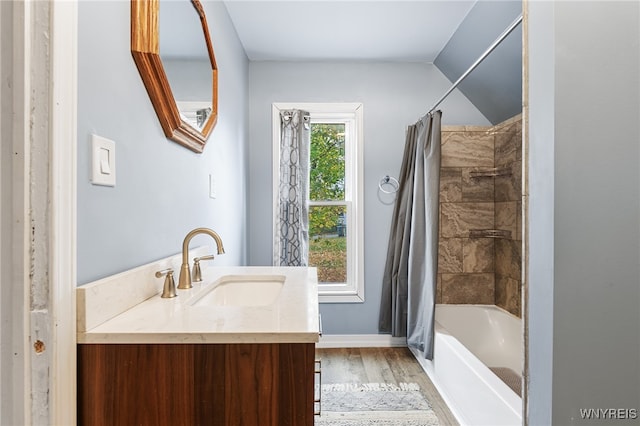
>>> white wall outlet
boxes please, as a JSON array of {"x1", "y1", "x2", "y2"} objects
[
  {"x1": 91, "y1": 135, "x2": 116, "y2": 186},
  {"x1": 209, "y1": 174, "x2": 217, "y2": 199}
]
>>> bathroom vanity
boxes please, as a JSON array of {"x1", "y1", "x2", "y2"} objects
[{"x1": 77, "y1": 258, "x2": 320, "y2": 426}]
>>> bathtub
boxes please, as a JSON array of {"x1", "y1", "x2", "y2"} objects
[{"x1": 410, "y1": 304, "x2": 523, "y2": 426}]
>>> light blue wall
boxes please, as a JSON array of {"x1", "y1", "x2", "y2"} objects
[
  {"x1": 528, "y1": 1, "x2": 640, "y2": 423},
  {"x1": 163, "y1": 59, "x2": 213, "y2": 102},
  {"x1": 435, "y1": 0, "x2": 522, "y2": 125},
  {"x1": 247, "y1": 61, "x2": 489, "y2": 334},
  {"x1": 77, "y1": 1, "x2": 249, "y2": 284}
]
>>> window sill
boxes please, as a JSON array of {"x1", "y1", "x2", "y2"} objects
[{"x1": 319, "y1": 293, "x2": 364, "y2": 304}]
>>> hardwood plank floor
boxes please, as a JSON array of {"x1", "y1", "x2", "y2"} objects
[{"x1": 316, "y1": 347, "x2": 458, "y2": 425}]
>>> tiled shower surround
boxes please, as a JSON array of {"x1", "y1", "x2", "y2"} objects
[{"x1": 437, "y1": 115, "x2": 522, "y2": 317}]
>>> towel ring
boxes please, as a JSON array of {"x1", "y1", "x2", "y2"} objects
[{"x1": 379, "y1": 175, "x2": 399, "y2": 194}]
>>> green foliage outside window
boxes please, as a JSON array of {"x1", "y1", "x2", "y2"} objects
[{"x1": 309, "y1": 123, "x2": 346, "y2": 236}]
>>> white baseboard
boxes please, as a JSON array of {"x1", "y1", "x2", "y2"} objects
[{"x1": 317, "y1": 334, "x2": 407, "y2": 348}]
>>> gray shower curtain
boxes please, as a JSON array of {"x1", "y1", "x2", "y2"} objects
[
  {"x1": 274, "y1": 109, "x2": 310, "y2": 267},
  {"x1": 379, "y1": 111, "x2": 441, "y2": 359}
]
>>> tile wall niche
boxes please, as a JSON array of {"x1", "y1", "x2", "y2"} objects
[{"x1": 437, "y1": 114, "x2": 522, "y2": 317}]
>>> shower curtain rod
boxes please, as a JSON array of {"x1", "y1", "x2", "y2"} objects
[{"x1": 425, "y1": 14, "x2": 523, "y2": 116}]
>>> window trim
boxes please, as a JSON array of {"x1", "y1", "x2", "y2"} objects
[{"x1": 272, "y1": 102, "x2": 364, "y2": 303}]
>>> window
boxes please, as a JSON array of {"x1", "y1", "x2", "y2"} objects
[{"x1": 272, "y1": 103, "x2": 364, "y2": 303}]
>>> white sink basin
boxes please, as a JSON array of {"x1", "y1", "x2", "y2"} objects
[{"x1": 189, "y1": 274, "x2": 286, "y2": 307}]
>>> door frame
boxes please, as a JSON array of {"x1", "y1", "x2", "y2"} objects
[
  {"x1": 3, "y1": 1, "x2": 77, "y2": 424},
  {"x1": 49, "y1": 1, "x2": 78, "y2": 424}
]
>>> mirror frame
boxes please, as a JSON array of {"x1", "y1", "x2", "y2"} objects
[{"x1": 131, "y1": 0, "x2": 218, "y2": 153}]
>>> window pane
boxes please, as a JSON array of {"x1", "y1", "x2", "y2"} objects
[
  {"x1": 308, "y1": 205, "x2": 347, "y2": 283},
  {"x1": 310, "y1": 123, "x2": 345, "y2": 201}
]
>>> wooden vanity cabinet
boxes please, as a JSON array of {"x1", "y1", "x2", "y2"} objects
[{"x1": 77, "y1": 342, "x2": 316, "y2": 426}]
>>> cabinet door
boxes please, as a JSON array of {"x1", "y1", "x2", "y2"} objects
[
  {"x1": 78, "y1": 344, "x2": 196, "y2": 426},
  {"x1": 216, "y1": 343, "x2": 315, "y2": 426},
  {"x1": 276, "y1": 343, "x2": 316, "y2": 425}
]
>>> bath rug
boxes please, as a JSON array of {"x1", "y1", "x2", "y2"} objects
[
  {"x1": 316, "y1": 382, "x2": 439, "y2": 426},
  {"x1": 315, "y1": 411, "x2": 440, "y2": 426},
  {"x1": 489, "y1": 367, "x2": 522, "y2": 397}
]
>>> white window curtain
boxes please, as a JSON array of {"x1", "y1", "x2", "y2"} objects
[{"x1": 274, "y1": 110, "x2": 310, "y2": 266}]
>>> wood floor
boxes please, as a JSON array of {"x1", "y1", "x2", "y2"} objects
[{"x1": 315, "y1": 347, "x2": 458, "y2": 425}]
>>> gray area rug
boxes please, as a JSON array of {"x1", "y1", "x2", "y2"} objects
[
  {"x1": 490, "y1": 367, "x2": 522, "y2": 397},
  {"x1": 316, "y1": 383, "x2": 440, "y2": 426}
]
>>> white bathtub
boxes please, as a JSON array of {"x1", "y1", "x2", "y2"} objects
[{"x1": 410, "y1": 304, "x2": 523, "y2": 426}]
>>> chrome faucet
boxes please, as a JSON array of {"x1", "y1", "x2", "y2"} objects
[{"x1": 178, "y1": 228, "x2": 225, "y2": 289}]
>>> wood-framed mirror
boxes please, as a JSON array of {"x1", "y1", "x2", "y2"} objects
[{"x1": 131, "y1": 0, "x2": 218, "y2": 153}]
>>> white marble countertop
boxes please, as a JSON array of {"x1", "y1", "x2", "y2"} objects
[{"x1": 78, "y1": 265, "x2": 320, "y2": 344}]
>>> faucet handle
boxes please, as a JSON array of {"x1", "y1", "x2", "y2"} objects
[
  {"x1": 192, "y1": 255, "x2": 215, "y2": 282},
  {"x1": 155, "y1": 268, "x2": 177, "y2": 298}
]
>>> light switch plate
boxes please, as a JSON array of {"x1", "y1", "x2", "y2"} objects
[
  {"x1": 91, "y1": 135, "x2": 116, "y2": 186},
  {"x1": 209, "y1": 174, "x2": 217, "y2": 199}
]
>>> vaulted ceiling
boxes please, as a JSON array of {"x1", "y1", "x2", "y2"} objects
[{"x1": 223, "y1": 0, "x2": 522, "y2": 124}]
